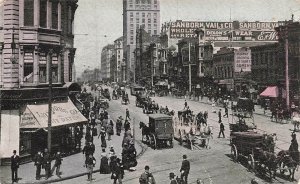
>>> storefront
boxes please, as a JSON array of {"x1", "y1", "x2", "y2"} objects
[{"x1": 0, "y1": 87, "x2": 87, "y2": 165}]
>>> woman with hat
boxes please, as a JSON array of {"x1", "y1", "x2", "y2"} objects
[
  {"x1": 289, "y1": 132, "x2": 299, "y2": 163},
  {"x1": 116, "y1": 116, "x2": 123, "y2": 136},
  {"x1": 107, "y1": 120, "x2": 114, "y2": 141},
  {"x1": 98, "y1": 127, "x2": 107, "y2": 149},
  {"x1": 100, "y1": 149, "x2": 110, "y2": 174},
  {"x1": 169, "y1": 172, "x2": 177, "y2": 184}
]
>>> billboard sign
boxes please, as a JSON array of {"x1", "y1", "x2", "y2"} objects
[
  {"x1": 234, "y1": 49, "x2": 251, "y2": 72},
  {"x1": 169, "y1": 21, "x2": 285, "y2": 41}
]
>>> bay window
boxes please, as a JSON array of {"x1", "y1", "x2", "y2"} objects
[{"x1": 24, "y1": 0, "x2": 34, "y2": 26}]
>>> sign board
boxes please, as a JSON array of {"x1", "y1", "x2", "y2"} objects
[
  {"x1": 169, "y1": 21, "x2": 285, "y2": 41},
  {"x1": 234, "y1": 49, "x2": 251, "y2": 72}
]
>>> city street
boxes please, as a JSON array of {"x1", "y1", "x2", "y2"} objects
[{"x1": 60, "y1": 87, "x2": 299, "y2": 184}]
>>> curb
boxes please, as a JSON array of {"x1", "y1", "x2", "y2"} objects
[{"x1": 20, "y1": 139, "x2": 146, "y2": 184}]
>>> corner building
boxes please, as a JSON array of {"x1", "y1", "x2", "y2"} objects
[
  {"x1": 123, "y1": 0, "x2": 160, "y2": 82},
  {"x1": 0, "y1": 0, "x2": 87, "y2": 165}
]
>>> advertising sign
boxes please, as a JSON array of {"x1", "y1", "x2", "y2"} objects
[
  {"x1": 169, "y1": 21, "x2": 285, "y2": 41},
  {"x1": 234, "y1": 49, "x2": 251, "y2": 72}
]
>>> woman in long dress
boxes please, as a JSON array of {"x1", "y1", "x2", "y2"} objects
[{"x1": 99, "y1": 149, "x2": 110, "y2": 174}]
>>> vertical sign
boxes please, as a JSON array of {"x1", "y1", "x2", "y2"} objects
[{"x1": 234, "y1": 49, "x2": 251, "y2": 72}]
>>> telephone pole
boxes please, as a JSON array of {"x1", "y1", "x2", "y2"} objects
[{"x1": 188, "y1": 42, "x2": 192, "y2": 93}]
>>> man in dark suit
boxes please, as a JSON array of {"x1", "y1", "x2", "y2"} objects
[
  {"x1": 11, "y1": 150, "x2": 19, "y2": 183},
  {"x1": 33, "y1": 150, "x2": 43, "y2": 180},
  {"x1": 180, "y1": 154, "x2": 190, "y2": 184}
]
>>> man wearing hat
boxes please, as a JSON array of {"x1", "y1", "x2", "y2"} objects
[
  {"x1": 289, "y1": 132, "x2": 299, "y2": 163},
  {"x1": 11, "y1": 150, "x2": 19, "y2": 183},
  {"x1": 51, "y1": 151, "x2": 63, "y2": 178},
  {"x1": 180, "y1": 155, "x2": 190, "y2": 184},
  {"x1": 33, "y1": 150, "x2": 43, "y2": 180},
  {"x1": 169, "y1": 172, "x2": 177, "y2": 184},
  {"x1": 116, "y1": 117, "x2": 123, "y2": 136}
]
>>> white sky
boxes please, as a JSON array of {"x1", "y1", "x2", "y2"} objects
[{"x1": 74, "y1": 0, "x2": 300, "y2": 76}]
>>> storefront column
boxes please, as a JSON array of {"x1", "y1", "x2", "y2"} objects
[
  {"x1": 34, "y1": 0, "x2": 40, "y2": 27},
  {"x1": 33, "y1": 46, "x2": 40, "y2": 84},
  {"x1": 58, "y1": 1, "x2": 62, "y2": 31},
  {"x1": 19, "y1": 46, "x2": 24, "y2": 86},
  {"x1": 58, "y1": 51, "x2": 62, "y2": 83},
  {"x1": 46, "y1": 49, "x2": 53, "y2": 82}
]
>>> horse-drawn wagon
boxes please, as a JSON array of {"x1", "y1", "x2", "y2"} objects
[
  {"x1": 174, "y1": 110, "x2": 213, "y2": 150},
  {"x1": 139, "y1": 114, "x2": 174, "y2": 149}
]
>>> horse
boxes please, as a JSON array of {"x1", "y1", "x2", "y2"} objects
[
  {"x1": 276, "y1": 150, "x2": 298, "y2": 181},
  {"x1": 254, "y1": 148, "x2": 278, "y2": 180},
  {"x1": 139, "y1": 122, "x2": 151, "y2": 143}
]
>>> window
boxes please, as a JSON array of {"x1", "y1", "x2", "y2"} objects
[
  {"x1": 148, "y1": 18, "x2": 151, "y2": 23},
  {"x1": 130, "y1": 18, "x2": 133, "y2": 22},
  {"x1": 147, "y1": 13, "x2": 151, "y2": 18},
  {"x1": 154, "y1": 0, "x2": 157, "y2": 4},
  {"x1": 136, "y1": 12, "x2": 139, "y2": 16},
  {"x1": 40, "y1": 0, "x2": 47, "y2": 28},
  {"x1": 154, "y1": 30, "x2": 157, "y2": 35},
  {"x1": 24, "y1": 63, "x2": 33, "y2": 83},
  {"x1": 136, "y1": 0, "x2": 140, "y2": 3},
  {"x1": 148, "y1": 24, "x2": 151, "y2": 28},
  {"x1": 154, "y1": 24, "x2": 157, "y2": 28},
  {"x1": 130, "y1": 30, "x2": 134, "y2": 34},
  {"x1": 147, "y1": 0, "x2": 151, "y2": 3},
  {"x1": 136, "y1": 18, "x2": 139, "y2": 22},
  {"x1": 52, "y1": 65, "x2": 58, "y2": 83},
  {"x1": 52, "y1": 2, "x2": 58, "y2": 29},
  {"x1": 130, "y1": 24, "x2": 134, "y2": 27},
  {"x1": 154, "y1": 18, "x2": 157, "y2": 23},
  {"x1": 154, "y1": 5, "x2": 157, "y2": 9},
  {"x1": 142, "y1": 19, "x2": 145, "y2": 23},
  {"x1": 154, "y1": 13, "x2": 157, "y2": 18},
  {"x1": 130, "y1": 12, "x2": 133, "y2": 17},
  {"x1": 24, "y1": 0, "x2": 34, "y2": 26},
  {"x1": 142, "y1": 13, "x2": 145, "y2": 17}
]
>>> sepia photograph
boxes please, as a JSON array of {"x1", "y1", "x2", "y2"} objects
[{"x1": 1, "y1": 0, "x2": 300, "y2": 183}]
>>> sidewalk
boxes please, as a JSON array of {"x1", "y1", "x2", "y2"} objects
[{"x1": 0, "y1": 118, "x2": 143, "y2": 184}]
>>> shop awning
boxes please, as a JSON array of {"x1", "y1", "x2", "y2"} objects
[
  {"x1": 259, "y1": 86, "x2": 286, "y2": 98},
  {"x1": 20, "y1": 98, "x2": 87, "y2": 129}
]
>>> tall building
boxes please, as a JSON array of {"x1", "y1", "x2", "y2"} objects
[
  {"x1": 100, "y1": 44, "x2": 114, "y2": 81},
  {"x1": 123, "y1": 0, "x2": 160, "y2": 82},
  {"x1": 113, "y1": 37, "x2": 124, "y2": 82},
  {"x1": 0, "y1": 0, "x2": 86, "y2": 165}
]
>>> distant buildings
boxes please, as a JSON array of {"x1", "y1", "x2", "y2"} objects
[
  {"x1": 100, "y1": 44, "x2": 114, "y2": 81},
  {"x1": 123, "y1": 0, "x2": 161, "y2": 82}
]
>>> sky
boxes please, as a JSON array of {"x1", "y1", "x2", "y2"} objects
[{"x1": 74, "y1": 0, "x2": 300, "y2": 76}]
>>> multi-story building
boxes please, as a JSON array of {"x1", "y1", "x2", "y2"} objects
[
  {"x1": 100, "y1": 44, "x2": 114, "y2": 81},
  {"x1": 123, "y1": 0, "x2": 160, "y2": 82},
  {"x1": 113, "y1": 37, "x2": 124, "y2": 82},
  {"x1": 0, "y1": 0, "x2": 86, "y2": 165},
  {"x1": 250, "y1": 43, "x2": 283, "y2": 91}
]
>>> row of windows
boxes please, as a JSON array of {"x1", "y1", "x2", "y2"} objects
[
  {"x1": 132, "y1": 0, "x2": 157, "y2": 4},
  {"x1": 214, "y1": 66, "x2": 234, "y2": 79},
  {"x1": 252, "y1": 52, "x2": 278, "y2": 66},
  {"x1": 130, "y1": 12, "x2": 157, "y2": 17},
  {"x1": 24, "y1": 0, "x2": 58, "y2": 29}
]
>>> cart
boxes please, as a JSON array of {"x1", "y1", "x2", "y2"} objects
[{"x1": 140, "y1": 114, "x2": 174, "y2": 149}]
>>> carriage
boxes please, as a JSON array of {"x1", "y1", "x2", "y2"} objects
[
  {"x1": 121, "y1": 94, "x2": 129, "y2": 105},
  {"x1": 174, "y1": 110, "x2": 213, "y2": 150},
  {"x1": 139, "y1": 114, "x2": 174, "y2": 149},
  {"x1": 143, "y1": 101, "x2": 159, "y2": 114},
  {"x1": 230, "y1": 131, "x2": 299, "y2": 181},
  {"x1": 135, "y1": 94, "x2": 148, "y2": 108},
  {"x1": 229, "y1": 112, "x2": 256, "y2": 133}
]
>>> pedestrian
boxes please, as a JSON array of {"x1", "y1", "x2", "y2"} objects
[
  {"x1": 43, "y1": 148, "x2": 52, "y2": 180},
  {"x1": 107, "y1": 120, "x2": 114, "y2": 141},
  {"x1": 98, "y1": 127, "x2": 107, "y2": 149},
  {"x1": 289, "y1": 132, "x2": 299, "y2": 163},
  {"x1": 218, "y1": 121, "x2": 225, "y2": 138},
  {"x1": 116, "y1": 117, "x2": 123, "y2": 136},
  {"x1": 51, "y1": 151, "x2": 62, "y2": 178},
  {"x1": 11, "y1": 150, "x2": 19, "y2": 183},
  {"x1": 223, "y1": 105, "x2": 229, "y2": 118},
  {"x1": 218, "y1": 109, "x2": 222, "y2": 122},
  {"x1": 124, "y1": 119, "x2": 131, "y2": 132},
  {"x1": 127, "y1": 141, "x2": 137, "y2": 169},
  {"x1": 110, "y1": 157, "x2": 124, "y2": 184},
  {"x1": 125, "y1": 108, "x2": 131, "y2": 120},
  {"x1": 184, "y1": 100, "x2": 187, "y2": 109},
  {"x1": 180, "y1": 155, "x2": 190, "y2": 184},
  {"x1": 169, "y1": 172, "x2": 177, "y2": 184},
  {"x1": 100, "y1": 149, "x2": 110, "y2": 174},
  {"x1": 139, "y1": 165, "x2": 156, "y2": 184},
  {"x1": 34, "y1": 150, "x2": 43, "y2": 180},
  {"x1": 85, "y1": 154, "x2": 96, "y2": 181}
]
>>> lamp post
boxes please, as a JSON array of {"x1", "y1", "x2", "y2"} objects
[{"x1": 47, "y1": 49, "x2": 53, "y2": 153}]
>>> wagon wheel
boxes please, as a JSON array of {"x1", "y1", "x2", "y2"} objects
[
  {"x1": 248, "y1": 154, "x2": 255, "y2": 171},
  {"x1": 169, "y1": 139, "x2": 173, "y2": 148},
  {"x1": 231, "y1": 144, "x2": 238, "y2": 162},
  {"x1": 147, "y1": 134, "x2": 152, "y2": 146},
  {"x1": 151, "y1": 134, "x2": 157, "y2": 149}
]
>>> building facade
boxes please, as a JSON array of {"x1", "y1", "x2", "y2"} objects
[
  {"x1": 0, "y1": 0, "x2": 85, "y2": 165},
  {"x1": 113, "y1": 37, "x2": 124, "y2": 82},
  {"x1": 123, "y1": 0, "x2": 160, "y2": 82},
  {"x1": 100, "y1": 44, "x2": 114, "y2": 81}
]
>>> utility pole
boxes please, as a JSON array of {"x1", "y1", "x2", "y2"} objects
[
  {"x1": 285, "y1": 27, "x2": 290, "y2": 109},
  {"x1": 188, "y1": 42, "x2": 192, "y2": 93},
  {"x1": 47, "y1": 49, "x2": 53, "y2": 153}
]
